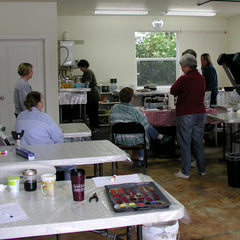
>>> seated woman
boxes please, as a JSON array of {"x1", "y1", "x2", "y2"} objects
[
  {"x1": 15, "y1": 91, "x2": 76, "y2": 180},
  {"x1": 110, "y1": 87, "x2": 170, "y2": 167}
]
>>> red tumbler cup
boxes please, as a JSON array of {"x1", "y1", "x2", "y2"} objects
[{"x1": 70, "y1": 169, "x2": 85, "y2": 201}]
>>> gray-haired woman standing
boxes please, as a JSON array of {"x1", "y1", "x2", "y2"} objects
[{"x1": 170, "y1": 54, "x2": 206, "y2": 179}]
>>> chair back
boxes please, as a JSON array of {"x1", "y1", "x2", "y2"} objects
[
  {"x1": 112, "y1": 122, "x2": 145, "y2": 135},
  {"x1": 111, "y1": 122, "x2": 146, "y2": 148},
  {"x1": 111, "y1": 121, "x2": 147, "y2": 174}
]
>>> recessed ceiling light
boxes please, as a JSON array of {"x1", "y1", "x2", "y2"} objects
[
  {"x1": 165, "y1": 10, "x2": 216, "y2": 17},
  {"x1": 93, "y1": 9, "x2": 149, "y2": 15}
]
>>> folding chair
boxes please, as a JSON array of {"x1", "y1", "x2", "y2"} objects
[{"x1": 111, "y1": 122, "x2": 147, "y2": 174}]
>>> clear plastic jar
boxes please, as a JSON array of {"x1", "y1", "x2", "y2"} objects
[{"x1": 23, "y1": 169, "x2": 37, "y2": 191}]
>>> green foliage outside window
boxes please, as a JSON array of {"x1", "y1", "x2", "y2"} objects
[{"x1": 135, "y1": 32, "x2": 177, "y2": 86}]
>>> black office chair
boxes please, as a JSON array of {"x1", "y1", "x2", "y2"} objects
[{"x1": 111, "y1": 122, "x2": 147, "y2": 174}]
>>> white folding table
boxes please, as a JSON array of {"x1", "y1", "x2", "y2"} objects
[
  {"x1": 0, "y1": 140, "x2": 130, "y2": 176},
  {"x1": 0, "y1": 174, "x2": 190, "y2": 240},
  {"x1": 59, "y1": 122, "x2": 91, "y2": 141},
  {"x1": 208, "y1": 112, "x2": 240, "y2": 160}
]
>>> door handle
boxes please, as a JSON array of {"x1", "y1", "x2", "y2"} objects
[{"x1": 0, "y1": 96, "x2": 4, "y2": 100}]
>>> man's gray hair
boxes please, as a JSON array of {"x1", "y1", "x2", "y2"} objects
[{"x1": 180, "y1": 54, "x2": 197, "y2": 69}]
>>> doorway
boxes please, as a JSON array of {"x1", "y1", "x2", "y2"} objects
[{"x1": 0, "y1": 36, "x2": 46, "y2": 133}]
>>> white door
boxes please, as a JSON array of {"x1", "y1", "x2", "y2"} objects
[{"x1": 0, "y1": 38, "x2": 45, "y2": 133}]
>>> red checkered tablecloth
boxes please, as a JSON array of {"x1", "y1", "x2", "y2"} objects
[{"x1": 140, "y1": 108, "x2": 218, "y2": 127}]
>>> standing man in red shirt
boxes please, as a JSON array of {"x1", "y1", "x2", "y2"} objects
[{"x1": 170, "y1": 54, "x2": 206, "y2": 179}]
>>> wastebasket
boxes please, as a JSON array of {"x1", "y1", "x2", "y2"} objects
[
  {"x1": 225, "y1": 153, "x2": 240, "y2": 188},
  {"x1": 142, "y1": 220, "x2": 179, "y2": 240}
]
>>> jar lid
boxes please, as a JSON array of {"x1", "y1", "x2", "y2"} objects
[
  {"x1": 23, "y1": 169, "x2": 37, "y2": 176},
  {"x1": 41, "y1": 174, "x2": 56, "y2": 182},
  {"x1": 7, "y1": 176, "x2": 20, "y2": 181}
]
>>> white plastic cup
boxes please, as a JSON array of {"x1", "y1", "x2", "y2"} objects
[
  {"x1": 7, "y1": 176, "x2": 20, "y2": 193},
  {"x1": 41, "y1": 174, "x2": 56, "y2": 196}
]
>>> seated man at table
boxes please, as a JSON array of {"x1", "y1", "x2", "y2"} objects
[
  {"x1": 15, "y1": 91, "x2": 76, "y2": 180},
  {"x1": 110, "y1": 87, "x2": 170, "y2": 167}
]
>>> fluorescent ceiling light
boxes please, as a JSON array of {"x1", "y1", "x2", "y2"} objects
[
  {"x1": 93, "y1": 9, "x2": 148, "y2": 15},
  {"x1": 165, "y1": 10, "x2": 216, "y2": 17}
]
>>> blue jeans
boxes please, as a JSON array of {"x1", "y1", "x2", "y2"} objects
[
  {"x1": 176, "y1": 113, "x2": 206, "y2": 176},
  {"x1": 138, "y1": 124, "x2": 158, "y2": 159}
]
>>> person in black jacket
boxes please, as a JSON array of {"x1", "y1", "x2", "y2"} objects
[{"x1": 78, "y1": 59, "x2": 100, "y2": 133}]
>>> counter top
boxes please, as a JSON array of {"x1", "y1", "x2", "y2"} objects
[
  {"x1": 59, "y1": 88, "x2": 91, "y2": 92},
  {"x1": 113, "y1": 89, "x2": 169, "y2": 97}
]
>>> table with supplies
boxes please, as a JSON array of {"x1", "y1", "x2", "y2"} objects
[
  {"x1": 140, "y1": 108, "x2": 218, "y2": 127},
  {"x1": 59, "y1": 88, "x2": 91, "y2": 124},
  {"x1": 208, "y1": 112, "x2": 240, "y2": 160},
  {"x1": 138, "y1": 108, "x2": 218, "y2": 157},
  {"x1": 0, "y1": 140, "x2": 130, "y2": 176},
  {"x1": 0, "y1": 174, "x2": 190, "y2": 240}
]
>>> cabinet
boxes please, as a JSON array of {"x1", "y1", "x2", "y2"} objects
[{"x1": 99, "y1": 92, "x2": 119, "y2": 126}]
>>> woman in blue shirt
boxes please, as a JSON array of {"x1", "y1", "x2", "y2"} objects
[{"x1": 15, "y1": 91, "x2": 76, "y2": 180}]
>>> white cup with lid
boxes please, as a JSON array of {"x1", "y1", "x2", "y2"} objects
[
  {"x1": 7, "y1": 176, "x2": 20, "y2": 193},
  {"x1": 41, "y1": 174, "x2": 56, "y2": 196}
]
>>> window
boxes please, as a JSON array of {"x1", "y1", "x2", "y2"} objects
[{"x1": 135, "y1": 32, "x2": 177, "y2": 87}]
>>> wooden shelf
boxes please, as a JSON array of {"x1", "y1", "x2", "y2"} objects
[
  {"x1": 99, "y1": 102, "x2": 119, "y2": 105},
  {"x1": 99, "y1": 92, "x2": 119, "y2": 125},
  {"x1": 99, "y1": 92, "x2": 112, "y2": 95},
  {"x1": 99, "y1": 123, "x2": 110, "y2": 127}
]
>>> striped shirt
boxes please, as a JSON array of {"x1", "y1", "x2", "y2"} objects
[{"x1": 109, "y1": 103, "x2": 150, "y2": 148}]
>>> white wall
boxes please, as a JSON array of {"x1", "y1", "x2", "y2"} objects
[
  {"x1": 0, "y1": 2, "x2": 59, "y2": 122},
  {"x1": 58, "y1": 15, "x2": 232, "y2": 87},
  {"x1": 228, "y1": 15, "x2": 240, "y2": 52},
  {"x1": 0, "y1": 3, "x2": 239, "y2": 124}
]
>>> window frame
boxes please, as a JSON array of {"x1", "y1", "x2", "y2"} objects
[{"x1": 135, "y1": 31, "x2": 178, "y2": 87}]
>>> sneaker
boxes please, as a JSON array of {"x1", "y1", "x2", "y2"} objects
[
  {"x1": 200, "y1": 172, "x2": 207, "y2": 176},
  {"x1": 174, "y1": 171, "x2": 189, "y2": 179},
  {"x1": 191, "y1": 160, "x2": 197, "y2": 168},
  {"x1": 137, "y1": 160, "x2": 144, "y2": 167},
  {"x1": 157, "y1": 135, "x2": 172, "y2": 144}
]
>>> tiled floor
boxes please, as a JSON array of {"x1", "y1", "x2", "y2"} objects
[{"x1": 12, "y1": 128, "x2": 240, "y2": 240}]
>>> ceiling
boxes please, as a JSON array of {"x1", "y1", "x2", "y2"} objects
[
  {"x1": 3, "y1": 0, "x2": 240, "y2": 17},
  {"x1": 58, "y1": 0, "x2": 240, "y2": 17}
]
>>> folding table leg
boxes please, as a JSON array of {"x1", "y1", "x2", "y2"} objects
[
  {"x1": 126, "y1": 226, "x2": 132, "y2": 240},
  {"x1": 136, "y1": 225, "x2": 142, "y2": 240},
  {"x1": 143, "y1": 161, "x2": 146, "y2": 175},
  {"x1": 111, "y1": 162, "x2": 114, "y2": 176},
  {"x1": 222, "y1": 123, "x2": 226, "y2": 161},
  {"x1": 99, "y1": 163, "x2": 103, "y2": 176},
  {"x1": 94, "y1": 164, "x2": 98, "y2": 177}
]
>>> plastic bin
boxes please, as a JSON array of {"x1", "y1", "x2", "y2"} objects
[
  {"x1": 225, "y1": 153, "x2": 240, "y2": 187},
  {"x1": 142, "y1": 220, "x2": 179, "y2": 240}
]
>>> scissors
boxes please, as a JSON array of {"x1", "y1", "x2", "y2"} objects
[{"x1": 89, "y1": 192, "x2": 99, "y2": 202}]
